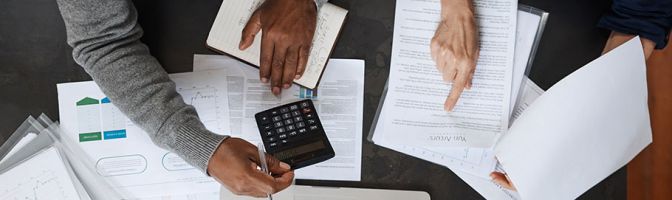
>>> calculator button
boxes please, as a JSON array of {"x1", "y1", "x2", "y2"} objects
[
  {"x1": 284, "y1": 119, "x2": 293, "y2": 125},
  {"x1": 294, "y1": 116, "x2": 303, "y2": 122},
  {"x1": 271, "y1": 110, "x2": 280, "y2": 115},
  {"x1": 298, "y1": 128, "x2": 307, "y2": 134},
  {"x1": 268, "y1": 137, "x2": 277, "y2": 142},
  {"x1": 296, "y1": 122, "x2": 306, "y2": 128},
  {"x1": 309, "y1": 125, "x2": 319, "y2": 131},
  {"x1": 300, "y1": 102, "x2": 310, "y2": 108},
  {"x1": 264, "y1": 130, "x2": 274, "y2": 137},
  {"x1": 263, "y1": 124, "x2": 273, "y2": 130},
  {"x1": 290, "y1": 105, "x2": 299, "y2": 110},
  {"x1": 288, "y1": 131, "x2": 298, "y2": 137},
  {"x1": 279, "y1": 134, "x2": 287, "y2": 139},
  {"x1": 287, "y1": 125, "x2": 296, "y2": 131},
  {"x1": 291, "y1": 111, "x2": 301, "y2": 117},
  {"x1": 280, "y1": 107, "x2": 290, "y2": 113},
  {"x1": 282, "y1": 113, "x2": 292, "y2": 119},
  {"x1": 305, "y1": 113, "x2": 314, "y2": 119},
  {"x1": 259, "y1": 115, "x2": 271, "y2": 124},
  {"x1": 269, "y1": 142, "x2": 277, "y2": 148},
  {"x1": 272, "y1": 116, "x2": 282, "y2": 122},
  {"x1": 277, "y1": 127, "x2": 286, "y2": 133},
  {"x1": 307, "y1": 119, "x2": 316, "y2": 125},
  {"x1": 274, "y1": 122, "x2": 283, "y2": 128},
  {"x1": 281, "y1": 139, "x2": 289, "y2": 144},
  {"x1": 302, "y1": 108, "x2": 312, "y2": 114}
]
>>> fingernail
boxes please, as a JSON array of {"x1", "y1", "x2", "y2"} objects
[
  {"x1": 283, "y1": 83, "x2": 290, "y2": 89},
  {"x1": 280, "y1": 162, "x2": 291, "y2": 170},
  {"x1": 261, "y1": 77, "x2": 268, "y2": 83},
  {"x1": 272, "y1": 87, "x2": 280, "y2": 95},
  {"x1": 295, "y1": 75, "x2": 301, "y2": 80}
]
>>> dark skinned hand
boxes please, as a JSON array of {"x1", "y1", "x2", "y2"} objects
[
  {"x1": 207, "y1": 137, "x2": 294, "y2": 197},
  {"x1": 239, "y1": 0, "x2": 318, "y2": 96}
]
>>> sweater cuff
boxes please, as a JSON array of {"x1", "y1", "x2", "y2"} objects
[{"x1": 173, "y1": 120, "x2": 229, "y2": 173}]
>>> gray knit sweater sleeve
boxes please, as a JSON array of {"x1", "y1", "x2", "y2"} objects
[{"x1": 55, "y1": 0, "x2": 228, "y2": 173}]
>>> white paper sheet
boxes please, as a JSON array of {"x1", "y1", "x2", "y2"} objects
[
  {"x1": 383, "y1": 0, "x2": 518, "y2": 147},
  {"x1": 511, "y1": 77, "x2": 544, "y2": 123},
  {"x1": 0, "y1": 147, "x2": 83, "y2": 200},
  {"x1": 495, "y1": 37, "x2": 651, "y2": 200},
  {"x1": 0, "y1": 133, "x2": 36, "y2": 164},
  {"x1": 57, "y1": 70, "x2": 232, "y2": 199},
  {"x1": 193, "y1": 55, "x2": 364, "y2": 181},
  {"x1": 510, "y1": 10, "x2": 542, "y2": 117}
]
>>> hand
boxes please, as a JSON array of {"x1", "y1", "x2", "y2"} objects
[
  {"x1": 431, "y1": 0, "x2": 479, "y2": 111},
  {"x1": 490, "y1": 172, "x2": 516, "y2": 191},
  {"x1": 207, "y1": 137, "x2": 294, "y2": 197},
  {"x1": 239, "y1": 0, "x2": 318, "y2": 96}
]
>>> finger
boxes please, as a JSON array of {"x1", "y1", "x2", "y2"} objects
[
  {"x1": 272, "y1": 170, "x2": 294, "y2": 193},
  {"x1": 466, "y1": 70, "x2": 475, "y2": 90},
  {"x1": 430, "y1": 39, "x2": 441, "y2": 70},
  {"x1": 295, "y1": 45, "x2": 310, "y2": 80},
  {"x1": 444, "y1": 70, "x2": 469, "y2": 111},
  {"x1": 466, "y1": 50, "x2": 479, "y2": 90},
  {"x1": 240, "y1": 11, "x2": 262, "y2": 50},
  {"x1": 442, "y1": 52, "x2": 457, "y2": 82},
  {"x1": 271, "y1": 45, "x2": 287, "y2": 95},
  {"x1": 282, "y1": 46, "x2": 299, "y2": 88},
  {"x1": 260, "y1": 34, "x2": 274, "y2": 83},
  {"x1": 490, "y1": 172, "x2": 516, "y2": 190},
  {"x1": 265, "y1": 153, "x2": 291, "y2": 174},
  {"x1": 435, "y1": 48, "x2": 447, "y2": 74}
]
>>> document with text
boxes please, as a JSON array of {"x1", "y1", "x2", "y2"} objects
[
  {"x1": 193, "y1": 55, "x2": 364, "y2": 181},
  {"x1": 383, "y1": 0, "x2": 518, "y2": 147},
  {"x1": 57, "y1": 70, "x2": 231, "y2": 199}
]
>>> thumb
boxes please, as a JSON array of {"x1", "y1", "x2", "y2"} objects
[
  {"x1": 265, "y1": 154, "x2": 292, "y2": 174},
  {"x1": 240, "y1": 11, "x2": 262, "y2": 50}
]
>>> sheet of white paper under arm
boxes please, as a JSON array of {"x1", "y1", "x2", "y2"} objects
[
  {"x1": 193, "y1": 55, "x2": 364, "y2": 181},
  {"x1": 206, "y1": 0, "x2": 347, "y2": 89},
  {"x1": 0, "y1": 133, "x2": 36, "y2": 164},
  {"x1": 57, "y1": 70, "x2": 232, "y2": 199},
  {"x1": 510, "y1": 11, "x2": 542, "y2": 117},
  {"x1": 510, "y1": 77, "x2": 544, "y2": 123},
  {"x1": 0, "y1": 147, "x2": 83, "y2": 200},
  {"x1": 495, "y1": 37, "x2": 651, "y2": 200},
  {"x1": 383, "y1": 0, "x2": 517, "y2": 147}
]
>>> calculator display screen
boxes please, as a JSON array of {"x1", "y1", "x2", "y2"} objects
[{"x1": 274, "y1": 140, "x2": 325, "y2": 161}]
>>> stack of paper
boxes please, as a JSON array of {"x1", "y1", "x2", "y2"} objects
[{"x1": 372, "y1": 0, "x2": 652, "y2": 198}]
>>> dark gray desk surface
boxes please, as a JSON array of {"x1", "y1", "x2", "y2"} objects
[{"x1": 0, "y1": 0, "x2": 624, "y2": 199}]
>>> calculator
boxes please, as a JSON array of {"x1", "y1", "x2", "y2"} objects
[{"x1": 254, "y1": 99, "x2": 335, "y2": 170}]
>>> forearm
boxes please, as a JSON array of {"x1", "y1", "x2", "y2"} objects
[{"x1": 55, "y1": 0, "x2": 227, "y2": 172}]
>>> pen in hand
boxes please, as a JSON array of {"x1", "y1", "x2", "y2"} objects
[{"x1": 258, "y1": 143, "x2": 273, "y2": 200}]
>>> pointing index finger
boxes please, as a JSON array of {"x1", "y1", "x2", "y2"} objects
[{"x1": 445, "y1": 70, "x2": 469, "y2": 111}]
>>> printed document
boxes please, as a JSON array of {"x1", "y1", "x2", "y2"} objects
[
  {"x1": 383, "y1": 0, "x2": 518, "y2": 147},
  {"x1": 495, "y1": 37, "x2": 651, "y2": 200},
  {"x1": 57, "y1": 70, "x2": 231, "y2": 199},
  {"x1": 193, "y1": 55, "x2": 364, "y2": 181},
  {"x1": 0, "y1": 147, "x2": 84, "y2": 200}
]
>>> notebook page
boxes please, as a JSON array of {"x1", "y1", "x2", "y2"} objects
[{"x1": 207, "y1": 0, "x2": 347, "y2": 89}]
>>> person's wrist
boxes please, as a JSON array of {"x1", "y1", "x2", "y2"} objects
[
  {"x1": 440, "y1": 0, "x2": 474, "y2": 19},
  {"x1": 206, "y1": 137, "x2": 230, "y2": 176}
]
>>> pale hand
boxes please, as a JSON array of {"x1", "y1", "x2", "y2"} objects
[{"x1": 431, "y1": 0, "x2": 479, "y2": 111}]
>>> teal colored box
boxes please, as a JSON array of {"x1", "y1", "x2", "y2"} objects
[{"x1": 103, "y1": 130, "x2": 127, "y2": 140}]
